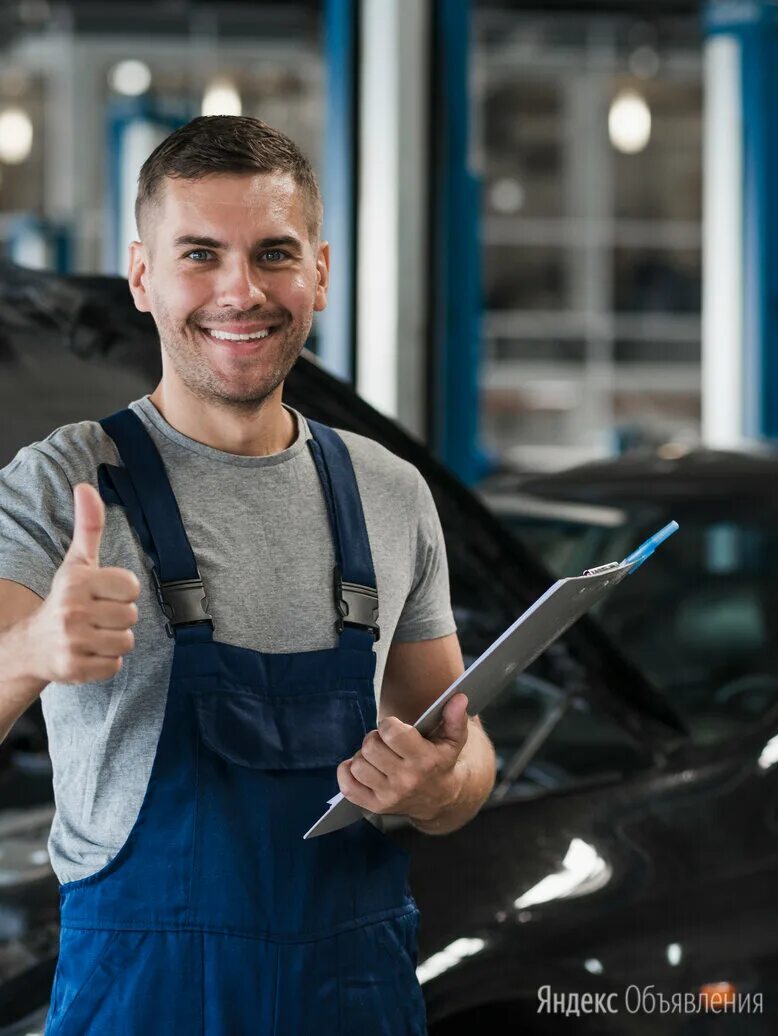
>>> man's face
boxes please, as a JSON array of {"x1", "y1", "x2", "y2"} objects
[{"x1": 128, "y1": 171, "x2": 329, "y2": 409}]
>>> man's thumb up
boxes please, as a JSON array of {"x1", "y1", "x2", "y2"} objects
[
  {"x1": 65, "y1": 483, "x2": 105, "y2": 567},
  {"x1": 29, "y1": 482, "x2": 139, "y2": 685}
]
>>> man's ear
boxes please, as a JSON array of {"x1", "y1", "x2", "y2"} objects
[
  {"x1": 313, "y1": 240, "x2": 330, "y2": 313},
  {"x1": 128, "y1": 241, "x2": 152, "y2": 313}
]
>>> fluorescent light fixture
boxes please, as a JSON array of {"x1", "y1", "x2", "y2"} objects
[
  {"x1": 702, "y1": 34, "x2": 744, "y2": 447},
  {"x1": 758, "y1": 734, "x2": 778, "y2": 770},
  {"x1": 514, "y1": 838, "x2": 611, "y2": 909},
  {"x1": 608, "y1": 89, "x2": 652, "y2": 155},
  {"x1": 0, "y1": 107, "x2": 33, "y2": 164},
  {"x1": 667, "y1": 943, "x2": 682, "y2": 966},
  {"x1": 416, "y1": 937, "x2": 485, "y2": 985},
  {"x1": 202, "y1": 78, "x2": 242, "y2": 117},
  {"x1": 109, "y1": 60, "x2": 152, "y2": 97}
]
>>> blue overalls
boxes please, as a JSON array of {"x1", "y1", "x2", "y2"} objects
[{"x1": 44, "y1": 408, "x2": 428, "y2": 1035}]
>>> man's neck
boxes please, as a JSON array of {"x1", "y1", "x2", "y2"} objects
[{"x1": 147, "y1": 383, "x2": 297, "y2": 457}]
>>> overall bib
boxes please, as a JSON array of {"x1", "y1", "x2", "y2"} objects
[{"x1": 44, "y1": 408, "x2": 427, "y2": 1036}]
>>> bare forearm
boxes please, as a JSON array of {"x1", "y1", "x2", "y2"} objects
[
  {"x1": 409, "y1": 719, "x2": 496, "y2": 836},
  {"x1": 0, "y1": 615, "x2": 47, "y2": 743}
]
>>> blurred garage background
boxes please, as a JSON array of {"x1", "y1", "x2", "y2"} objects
[
  {"x1": 0, "y1": 0, "x2": 714, "y2": 477},
  {"x1": 3, "y1": 0, "x2": 778, "y2": 1033}
]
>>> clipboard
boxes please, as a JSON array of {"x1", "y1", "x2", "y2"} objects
[{"x1": 303, "y1": 521, "x2": 679, "y2": 839}]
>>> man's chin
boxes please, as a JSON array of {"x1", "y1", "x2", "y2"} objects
[
  {"x1": 205, "y1": 384, "x2": 277, "y2": 408},
  {"x1": 165, "y1": 333, "x2": 303, "y2": 407},
  {"x1": 198, "y1": 372, "x2": 287, "y2": 409}
]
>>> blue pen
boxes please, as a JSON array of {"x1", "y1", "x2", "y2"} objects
[{"x1": 622, "y1": 520, "x2": 679, "y2": 573}]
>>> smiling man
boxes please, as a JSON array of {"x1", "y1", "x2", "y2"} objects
[{"x1": 0, "y1": 116, "x2": 495, "y2": 1034}]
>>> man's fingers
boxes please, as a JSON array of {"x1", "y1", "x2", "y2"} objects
[
  {"x1": 66, "y1": 484, "x2": 105, "y2": 567},
  {"x1": 89, "y1": 567, "x2": 141, "y2": 603},
  {"x1": 92, "y1": 601, "x2": 139, "y2": 631},
  {"x1": 86, "y1": 628, "x2": 135, "y2": 659},
  {"x1": 349, "y1": 754, "x2": 390, "y2": 792},
  {"x1": 375, "y1": 716, "x2": 414, "y2": 758},
  {"x1": 337, "y1": 761, "x2": 380, "y2": 811},
  {"x1": 361, "y1": 732, "x2": 403, "y2": 777}
]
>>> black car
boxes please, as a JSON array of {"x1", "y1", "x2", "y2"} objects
[
  {"x1": 0, "y1": 265, "x2": 774, "y2": 1034},
  {"x1": 481, "y1": 449, "x2": 778, "y2": 752}
]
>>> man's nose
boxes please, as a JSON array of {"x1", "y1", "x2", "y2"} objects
[{"x1": 215, "y1": 258, "x2": 268, "y2": 309}]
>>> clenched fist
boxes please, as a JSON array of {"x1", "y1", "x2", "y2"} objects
[{"x1": 27, "y1": 483, "x2": 141, "y2": 684}]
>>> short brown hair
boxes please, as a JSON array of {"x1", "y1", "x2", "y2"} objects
[{"x1": 135, "y1": 115, "x2": 323, "y2": 243}]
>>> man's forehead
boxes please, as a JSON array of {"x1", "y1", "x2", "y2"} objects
[{"x1": 160, "y1": 171, "x2": 304, "y2": 228}]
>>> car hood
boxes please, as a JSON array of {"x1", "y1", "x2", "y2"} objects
[{"x1": 503, "y1": 447, "x2": 778, "y2": 513}]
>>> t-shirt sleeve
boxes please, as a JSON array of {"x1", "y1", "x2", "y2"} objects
[
  {"x1": 0, "y1": 444, "x2": 75, "y2": 600},
  {"x1": 392, "y1": 471, "x2": 457, "y2": 643}
]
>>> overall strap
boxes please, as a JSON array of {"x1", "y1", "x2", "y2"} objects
[
  {"x1": 98, "y1": 408, "x2": 213, "y2": 640},
  {"x1": 306, "y1": 420, "x2": 380, "y2": 644}
]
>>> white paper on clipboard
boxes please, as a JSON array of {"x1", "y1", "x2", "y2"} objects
[{"x1": 303, "y1": 522, "x2": 679, "y2": 840}]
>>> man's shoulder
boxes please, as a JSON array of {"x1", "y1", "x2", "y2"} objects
[
  {"x1": 9, "y1": 418, "x2": 118, "y2": 486},
  {"x1": 332, "y1": 428, "x2": 422, "y2": 499}
]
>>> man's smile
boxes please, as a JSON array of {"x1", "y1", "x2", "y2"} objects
[
  {"x1": 198, "y1": 322, "x2": 280, "y2": 352},
  {"x1": 208, "y1": 328, "x2": 270, "y2": 341}
]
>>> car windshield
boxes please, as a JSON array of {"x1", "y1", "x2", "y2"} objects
[{"x1": 499, "y1": 506, "x2": 778, "y2": 744}]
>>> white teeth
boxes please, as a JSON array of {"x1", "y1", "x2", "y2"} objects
[{"x1": 207, "y1": 328, "x2": 271, "y2": 341}]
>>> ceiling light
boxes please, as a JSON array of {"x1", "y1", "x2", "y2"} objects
[
  {"x1": 0, "y1": 108, "x2": 33, "y2": 164},
  {"x1": 608, "y1": 89, "x2": 652, "y2": 155},
  {"x1": 109, "y1": 60, "x2": 152, "y2": 97},
  {"x1": 490, "y1": 177, "x2": 525, "y2": 215},
  {"x1": 202, "y1": 78, "x2": 242, "y2": 117}
]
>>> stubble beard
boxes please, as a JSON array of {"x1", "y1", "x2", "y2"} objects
[{"x1": 154, "y1": 304, "x2": 312, "y2": 413}]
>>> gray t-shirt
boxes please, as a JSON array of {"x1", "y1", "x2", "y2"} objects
[{"x1": 0, "y1": 397, "x2": 456, "y2": 883}]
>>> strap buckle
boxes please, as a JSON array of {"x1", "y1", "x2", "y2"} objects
[
  {"x1": 152, "y1": 569, "x2": 214, "y2": 638},
  {"x1": 334, "y1": 566, "x2": 380, "y2": 641}
]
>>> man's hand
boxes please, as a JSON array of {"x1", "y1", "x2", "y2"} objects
[
  {"x1": 25, "y1": 483, "x2": 141, "y2": 684},
  {"x1": 337, "y1": 692, "x2": 470, "y2": 823}
]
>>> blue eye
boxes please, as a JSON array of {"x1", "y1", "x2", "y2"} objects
[
  {"x1": 262, "y1": 250, "x2": 288, "y2": 263},
  {"x1": 185, "y1": 249, "x2": 213, "y2": 262}
]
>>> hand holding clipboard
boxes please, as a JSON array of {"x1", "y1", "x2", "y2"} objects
[{"x1": 304, "y1": 522, "x2": 679, "y2": 839}]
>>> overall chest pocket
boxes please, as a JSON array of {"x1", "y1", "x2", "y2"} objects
[{"x1": 192, "y1": 687, "x2": 369, "y2": 770}]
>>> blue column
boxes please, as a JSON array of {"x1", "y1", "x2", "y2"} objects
[
  {"x1": 106, "y1": 98, "x2": 187, "y2": 274},
  {"x1": 706, "y1": 0, "x2": 778, "y2": 440},
  {"x1": 431, "y1": 0, "x2": 482, "y2": 484},
  {"x1": 319, "y1": 0, "x2": 358, "y2": 381},
  {"x1": 9, "y1": 215, "x2": 71, "y2": 272}
]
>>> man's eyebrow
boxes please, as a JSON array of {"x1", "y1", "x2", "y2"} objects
[
  {"x1": 257, "y1": 235, "x2": 303, "y2": 250},
  {"x1": 174, "y1": 234, "x2": 224, "y2": 249},
  {"x1": 173, "y1": 234, "x2": 303, "y2": 250}
]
